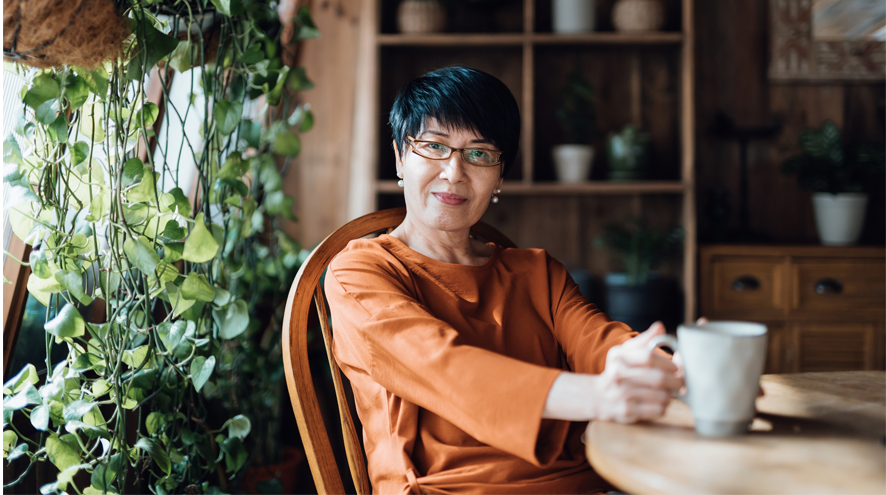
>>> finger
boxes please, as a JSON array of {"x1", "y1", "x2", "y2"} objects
[
  {"x1": 623, "y1": 321, "x2": 666, "y2": 348},
  {"x1": 615, "y1": 366, "x2": 683, "y2": 391},
  {"x1": 631, "y1": 400, "x2": 670, "y2": 421},
  {"x1": 615, "y1": 345, "x2": 678, "y2": 372},
  {"x1": 696, "y1": 317, "x2": 709, "y2": 325}
]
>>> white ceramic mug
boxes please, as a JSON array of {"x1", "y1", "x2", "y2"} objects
[{"x1": 648, "y1": 321, "x2": 768, "y2": 437}]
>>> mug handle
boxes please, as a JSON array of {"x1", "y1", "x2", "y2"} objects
[{"x1": 646, "y1": 334, "x2": 687, "y2": 402}]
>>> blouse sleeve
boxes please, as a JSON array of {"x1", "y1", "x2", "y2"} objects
[
  {"x1": 325, "y1": 249, "x2": 569, "y2": 467},
  {"x1": 545, "y1": 253, "x2": 637, "y2": 375}
]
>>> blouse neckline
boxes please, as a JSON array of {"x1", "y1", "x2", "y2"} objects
[{"x1": 378, "y1": 234, "x2": 501, "y2": 272}]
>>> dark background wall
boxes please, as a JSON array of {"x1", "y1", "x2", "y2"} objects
[{"x1": 694, "y1": 0, "x2": 886, "y2": 245}]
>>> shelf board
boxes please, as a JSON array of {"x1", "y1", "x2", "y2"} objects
[
  {"x1": 376, "y1": 180, "x2": 687, "y2": 195},
  {"x1": 377, "y1": 34, "x2": 525, "y2": 46},
  {"x1": 377, "y1": 32, "x2": 683, "y2": 47},
  {"x1": 531, "y1": 32, "x2": 683, "y2": 45}
]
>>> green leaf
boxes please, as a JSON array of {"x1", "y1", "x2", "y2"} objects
[
  {"x1": 181, "y1": 273, "x2": 215, "y2": 302},
  {"x1": 78, "y1": 103, "x2": 106, "y2": 142},
  {"x1": 146, "y1": 412, "x2": 164, "y2": 436},
  {"x1": 4, "y1": 363, "x2": 39, "y2": 394},
  {"x1": 159, "y1": 320, "x2": 188, "y2": 356},
  {"x1": 124, "y1": 236, "x2": 161, "y2": 275},
  {"x1": 210, "y1": 0, "x2": 245, "y2": 17},
  {"x1": 29, "y1": 248, "x2": 53, "y2": 279},
  {"x1": 182, "y1": 213, "x2": 220, "y2": 263},
  {"x1": 287, "y1": 66, "x2": 314, "y2": 91},
  {"x1": 300, "y1": 109, "x2": 314, "y2": 132},
  {"x1": 31, "y1": 404, "x2": 50, "y2": 431},
  {"x1": 226, "y1": 414, "x2": 251, "y2": 439},
  {"x1": 121, "y1": 345, "x2": 149, "y2": 368},
  {"x1": 71, "y1": 142, "x2": 90, "y2": 165},
  {"x1": 189, "y1": 356, "x2": 215, "y2": 392},
  {"x1": 238, "y1": 120, "x2": 261, "y2": 148},
  {"x1": 136, "y1": 102, "x2": 160, "y2": 128},
  {"x1": 122, "y1": 158, "x2": 145, "y2": 187},
  {"x1": 3, "y1": 430, "x2": 17, "y2": 457},
  {"x1": 46, "y1": 433, "x2": 81, "y2": 472},
  {"x1": 293, "y1": 6, "x2": 321, "y2": 41},
  {"x1": 212, "y1": 287, "x2": 232, "y2": 307},
  {"x1": 136, "y1": 437, "x2": 171, "y2": 475},
  {"x1": 239, "y1": 44, "x2": 264, "y2": 64},
  {"x1": 54, "y1": 269, "x2": 94, "y2": 305},
  {"x1": 63, "y1": 400, "x2": 96, "y2": 422},
  {"x1": 23, "y1": 74, "x2": 60, "y2": 110},
  {"x1": 217, "y1": 152, "x2": 248, "y2": 179},
  {"x1": 159, "y1": 187, "x2": 191, "y2": 216},
  {"x1": 214, "y1": 99, "x2": 243, "y2": 136},
  {"x1": 273, "y1": 130, "x2": 301, "y2": 157},
  {"x1": 72, "y1": 352, "x2": 102, "y2": 372},
  {"x1": 45, "y1": 304, "x2": 86, "y2": 339},
  {"x1": 35, "y1": 98, "x2": 60, "y2": 125},
  {"x1": 218, "y1": 436, "x2": 248, "y2": 473},
  {"x1": 127, "y1": 19, "x2": 180, "y2": 81},
  {"x1": 7, "y1": 443, "x2": 28, "y2": 461},
  {"x1": 47, "y1": 113, "x2": 69, "y2": 144},
  {"x1": 92, "y1": 379, "x2": 111, "y2": 398},
  {"x1": 267, "y1": 66, "x2": 290, "y2": 106},
  {"x1": 216, "y1": 300, "x2": 249, "y2": 339},
  {"x1": 91, "y1": 453, "x2": 123, "y2": 491},
  {"x1": 28, "y1": 272, "x2": 64, "y2": 307},
  {"x1": 58, "y1": 463, "x2": 91, "y2": 491},
  {"x1": 84, "y1": 486, "x2": 117, "y2": 495},
  {"x1": 9, "y1": 203, "x2": 35, "y2": 244},
  {"x1": 180, "y1": 428, "x2": 197, "y2": 446},
  {"x1": 128, "y1": 169, "x2": 159, "y2": 203},
  {"x1": 79, "y1": 67, "x2": 109, "y2": 98},
  {"x1": 165, "y1": 282, "x2": 196, "y2": 318},
  {"x1": 61, "y1": 73, "x2": 90, "y2": 110}
]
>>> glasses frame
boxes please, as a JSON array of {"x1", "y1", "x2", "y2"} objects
[{"x1": 406, "y1": 136, "x2": 503, "y2": 167}]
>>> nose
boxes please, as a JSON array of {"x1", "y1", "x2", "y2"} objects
[{"x1": 439, "y1": 152, "x2": 467, "y2": 183}]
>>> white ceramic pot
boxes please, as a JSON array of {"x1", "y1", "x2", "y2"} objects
[
  {"x1": 812, "y1": 192, "x2": 868, "y2": 246},
  {"x1": 552, "y1": 144, "x2": 594, "y2": 183},
  {"x1": 552, "y1": 0, "x2": 596, "y2": 33}
]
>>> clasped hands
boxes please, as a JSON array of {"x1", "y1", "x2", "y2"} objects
[{"x1": 542, "y1": 321, "x2": 685, "y2": 424}]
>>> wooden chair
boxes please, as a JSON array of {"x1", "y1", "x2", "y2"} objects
[{"x1": 281, "y1": 207, "x2": 516, "y2": 494}]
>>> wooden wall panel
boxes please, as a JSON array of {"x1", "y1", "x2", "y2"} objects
[
  {"x1": 695, "y1": 0, "x2": 886, "y2": 245},
  {"x1": 283, "y1": 0, "x2": 363, "y2": 249}
]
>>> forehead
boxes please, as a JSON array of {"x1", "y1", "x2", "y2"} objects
[{"x1": 417, "y1": 117, "x2": 487, "y2": 142}]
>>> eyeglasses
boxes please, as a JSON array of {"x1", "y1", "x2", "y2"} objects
[{"x1": 407, "y1": 136, "x2": 502, "y2": 167}]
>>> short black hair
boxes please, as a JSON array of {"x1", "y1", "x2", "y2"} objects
[{"x1": 389, "y1": 66, "x2": 521, "y2": 177}]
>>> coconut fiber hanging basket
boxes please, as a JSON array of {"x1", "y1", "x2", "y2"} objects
[{"x1": 3, "y1": 0, "x2": 129, "y2": 69}]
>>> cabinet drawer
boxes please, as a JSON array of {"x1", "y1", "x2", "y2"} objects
[
  {"x1": 710, "y1": 257, "x2": 786, "y2": 317},
  {"x1": 793, "y1": 322, "x2": 877, "y2": 372},
  {"x1": 791, "y1": 259, "x2": 885, "y2": 316}
]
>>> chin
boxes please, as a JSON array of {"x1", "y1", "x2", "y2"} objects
[{"x1": 423, "y1": 205, "x2": 481, "y2": 233}]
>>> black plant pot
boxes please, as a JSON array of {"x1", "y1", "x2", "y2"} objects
[{"x1": 603, "y1": 273, "x2": 679, "y2": 332}]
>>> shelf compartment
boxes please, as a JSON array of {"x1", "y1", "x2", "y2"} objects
[
  {"x1": 530, "y1": 32, "x2": 683, "y2": 45},
  {"x1": 376, "y1": 180, "x2": 686, "y2": 195},
  {"x1": 377, "y1": 32, "x2": 684, "y2": 46},
  {"x1": 378, "y1": 34, "x2": 526, "y2": 46}
]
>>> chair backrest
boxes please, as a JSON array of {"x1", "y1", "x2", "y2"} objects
[{"x1": 281, "y1": 207, "x2": 516, "y2": 494}]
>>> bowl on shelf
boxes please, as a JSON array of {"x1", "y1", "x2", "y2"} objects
[
  {"x1": 612, "y1": 0, "x2": 665, "y2": 32},
  {"x1": 397, "y1": 0, "x2": 447, "y2": 34}
]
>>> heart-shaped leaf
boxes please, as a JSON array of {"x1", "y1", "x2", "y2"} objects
[
  {"x1": 182, "y1": 213, "x2": 219, "y2": 263},
  {"x1": 190, "y1": 356, "x2": 215, "y2": 392},
  {"x1": 44, "y1": 304, "x2": 85, "y2": 339}
]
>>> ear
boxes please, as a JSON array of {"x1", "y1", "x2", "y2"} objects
[
  {"x1": 393, "y1": 140, "x2": 404, "y2": 176},
  {"x1": 495, "y1": 176, "x2": 504, "y2": 191}
]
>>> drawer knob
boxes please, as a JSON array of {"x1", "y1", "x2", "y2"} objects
[
  {"x1": 815, "y1": 278, "x2": 843, "y2": 295},
  {"x1": 732, "y1": 276, "x2": 761, "y2": 291}
]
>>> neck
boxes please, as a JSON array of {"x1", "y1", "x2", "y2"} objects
[{"x1": 390, "y1": 215, "x2": 491, "y2": 266}]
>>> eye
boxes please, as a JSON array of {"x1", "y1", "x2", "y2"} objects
[
  {"x1": 427, "y1": 142, "x2": 447, "y2": 152},
  {"x1": 467, "y1": 149, "x2": 492, "y2": 162}
]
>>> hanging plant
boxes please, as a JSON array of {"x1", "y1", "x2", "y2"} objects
[{"x1": 2, "y1": 1, "x2": 318, "y2": 493}]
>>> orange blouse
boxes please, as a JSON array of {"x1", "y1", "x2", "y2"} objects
[{"x1": 325, "y1": 235, "x2": 635, "y2": 494}]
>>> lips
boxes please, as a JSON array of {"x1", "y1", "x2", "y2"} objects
[{"x1": 432, "y1": 192, "x2": 468, "y2": 206}]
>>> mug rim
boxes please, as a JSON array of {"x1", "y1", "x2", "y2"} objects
[{"x1": 678, "y1": 321, "x2": 767, "y2": 338}]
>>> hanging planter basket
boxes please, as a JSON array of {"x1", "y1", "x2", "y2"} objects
[{"x1": 3, "y1": 0, "x2": 130, "y2": 69}]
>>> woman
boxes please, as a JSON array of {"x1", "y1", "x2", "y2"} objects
[{"x1": 325, "y1": 66, "x2": 682, "y2": 494}]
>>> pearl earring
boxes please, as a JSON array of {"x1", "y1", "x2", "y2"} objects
[
  {"x1": 491, "y1": 193, "x2": 499, "y2": 204},
  {"x1": 397, "y1": 172, "x2": 404, "y2": 188}
]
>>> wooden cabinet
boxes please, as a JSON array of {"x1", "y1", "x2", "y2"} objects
[
  {"x1": 351, "y1": 0, "x2": 698, "y2": 321},
  {"x1": 700, "y1": 245, "x2": 886, "y2": 373}
]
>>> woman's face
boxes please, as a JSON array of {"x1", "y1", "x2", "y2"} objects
[{"x1": 394, "y1": 119, "x2": 504, "y2": 235}]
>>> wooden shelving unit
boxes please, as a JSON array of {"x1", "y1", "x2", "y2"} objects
[{"x1": 349, "y1": 0, "x2": 697, "y2": 321}]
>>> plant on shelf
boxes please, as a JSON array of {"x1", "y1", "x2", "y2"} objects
[
  {"x1": 781, "y1": 120, "x2": 885, "y2": 246},
  {"x1": 606, "y1": 124, "x2": 652, "y2": 181},
  {"x1": 552, "y1": 68, "x2": 597, "y2": 183},
  {"x1": 593, "y1": 220, "x2": 683, "y2": 332},
  {"x1": 2, "y1": 1, "x2": 318, "y2": 494}
]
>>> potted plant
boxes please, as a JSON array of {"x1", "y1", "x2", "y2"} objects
[
  {"x1": 594, "y1": 220, "x2": 683, "y2": 332},
  {"x1": 553, "y1": 69, "x2": 596, "y2": 183},
  {"x1": 606, "y1": 124, "x2": 652, "y2": 180},
  {"x1": 2, "y1": 1, "x2": 317, "y2": 494},
  {"x1": 781, "y1": 120, "x2": 885, "y2": 246}
]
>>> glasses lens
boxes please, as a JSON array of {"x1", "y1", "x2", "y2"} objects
[
  {"x1": 464, "y1": 149, "x2": 498, "y2": 166},
  {"x1": 415, "y1": 141, "x2": 451, "y2": 159}
]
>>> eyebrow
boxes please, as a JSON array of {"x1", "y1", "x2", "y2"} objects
[{"x1": 419, "y1": 129, "x2": 494, "y2": 145}]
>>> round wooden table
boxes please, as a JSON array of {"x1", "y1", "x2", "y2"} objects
[{"x1": 585, "y1": 371, "x2": 886, "y2": 494}]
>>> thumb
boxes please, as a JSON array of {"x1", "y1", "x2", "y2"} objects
[{"x1": 625, "y1": 321, "x2": 666, "y2": 347}]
